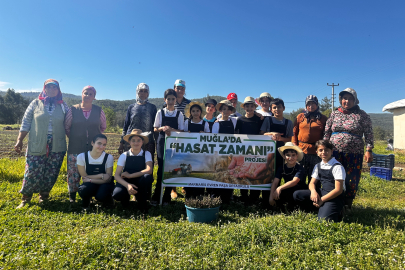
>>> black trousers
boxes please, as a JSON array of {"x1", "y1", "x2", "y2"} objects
[
  {"x1": 113, "y1": 175, "x2": 154, "y2": 206},
  {"x1": 303, "y1": 154, "x2": 321, "y2": 186},
  {"x1": 183, "y1": 187, "x2": 205, "y2": 199},
  {"x1": 293, "y1": 189, "x2": 344, "y2": 222},
  {"x1": 151, "y1": 157, "x2": 171, "y2": 203},
  {"x1": 78, "y1": 182, "x2": 115, "y2": 206}
]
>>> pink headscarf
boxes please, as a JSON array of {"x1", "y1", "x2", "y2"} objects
[
  {"x1": 82, "y1": 85, "x2": 96, "y2": 98},
  {"x1": 38, "y1": 79, "x2": 63, "y2": 105}
]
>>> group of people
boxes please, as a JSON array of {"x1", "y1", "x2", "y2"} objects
[{"x1": 14, "y1": 78, "x2": 374, "y2": 221}]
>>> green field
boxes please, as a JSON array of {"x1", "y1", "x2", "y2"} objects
[{"x1": 0, "y1": 141, "x2": 405, "y2": 269}]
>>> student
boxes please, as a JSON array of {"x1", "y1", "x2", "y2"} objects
[
  {"x1": 255, "y1": 92, "x2": 273, "y2": 117},
  {"x1": 77, "y1": 134, "x2": 115, "y2": 209},
  {"x1": 210, "y1": 100, "x2": 238, "y2": 203},
  {"x1": 151, "y1": 89, "x2": 184, "y2": 204},
  {"x1": 203, "y1": 99, "x2": 218, "y2": 132},
  {"x1": 183, "y1": 101, "x2": 211, "y2": 134},
  {"x1": 217, "y1": 93, "x2": 242, "y2": 120},
  {"x1": 293, "y1": 140, "x2": 346, "y2": 222},
  {"x1": 269, "y1": 142, "x2": 306, "y2": 211},
  {"x1": 113, "y1": 129, "x2": 154, "y2": 212},
  {"x1": 260, "y1": 98, "x2": 293, "y2": 170},
  {"x1": 260, "y1": 98, "x2": 293, "y2": 207},
  {"x1": 183, "y1": 102, "x2": 210, "y2": 198},
  {"x1": 235, "y1": 96, "x2": 264, "y2": 204}
]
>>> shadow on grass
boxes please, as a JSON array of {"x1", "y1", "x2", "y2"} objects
[
  {"x1": 344, "y1": 206, "x2": 405, "y2": 230},
  {"x1": 37, "y1": 195, "x2": 272, "y2": 223}
]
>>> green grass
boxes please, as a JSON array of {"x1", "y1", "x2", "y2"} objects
[
  {"x1": 1, "y1": 153, "x2": 405, "y2": 269},
  {"x1": 373, "y1": 140, "x2": 405, "y2": 164}
]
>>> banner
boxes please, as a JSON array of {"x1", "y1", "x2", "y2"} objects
[{"x1": 162, "y1": 132, "x2": 276, "y2": 191}]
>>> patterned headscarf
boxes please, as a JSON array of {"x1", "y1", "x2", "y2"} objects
[
  {"x1": 38, "y1": 79, "x2": 63, "y2": 105},
  {"x1": 303, "y1": 95, "x2": 321, "y2": 123},
  {"x1": 82, "y1": 85, "x2": 96, "y2": 98},
  {"x1": 136, "y1": 83, "x2": 150, "y2": 103}
]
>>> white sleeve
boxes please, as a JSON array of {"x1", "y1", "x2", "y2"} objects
[
  {"x1": 311, "y1": 164, "x2": 320, "y2": 180},
  {"x1": 332, "y1": 165, "x2": 346, "y2": 180},
  {"x1": 204, "y1": 122, "x2": 211, "y2": 133},
  {"x1": 106, "y1": 154, "x2": 114, "y2": 169},
  {"x1": 231, "y1": 117, "x2": 237, "y2": 129},
  {"x1": 211, "y1": 122, "x2": 219, "y2": 134},
  {"x1": 154, "y1": 110, "x2": 162, "y2": 128},
  {"x1": 145, "y1": 151, "x2": 153, "y2": 163},
  {"x1": 183, "y1": 119, "x2": 189, "y2": 132},
  {"x1": 76, "y1": 153, "x2": 86, "y2": 166},
  {"x1": 177, "y1": 112, "x2": 185, "y2": 130},
  {"x1": 117, "y1": 153, "x2": 127, "y2": 167}
]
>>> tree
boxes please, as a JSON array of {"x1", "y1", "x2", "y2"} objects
[
  {"x1": 0, "y1": 89, "x2": 29, "y2": 124},
  {"x1": 373, "y1": 126, "x2": 386, "y2": 141},
  {"x1": 102, "y1": 106, "x2": 116, "y2": 130},
  {"x1": 319, "y1": 96, "x2": 332, "y2": 112},
  {"x1": 288, "y1": 108, "x2": 305, "y2": 122}
]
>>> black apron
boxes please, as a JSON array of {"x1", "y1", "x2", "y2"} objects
[
  {"x1": 218, "y1": 119, "x2": 235, "y2": 134},
  {"x1": 123, "y1": 150, "x2": 146, "y2": 184},
  {"x1": 269, "y1": 117, "x2": 289, "y2": 170},
  {"x1": 317, "y1": 163, "x2": 344, "y2": 201},
  {"x1": 85, "y1": 152, "x2": 108, "y2": 176},
  {"x1": 237, "y1": 116, "x2": 262, "y2": 135},
  {"x1": 188, "y1": 119, "x2": 206, "y2": 133},
  {"x1": 157, "y1": 110, "x2": 180, "y2": 159}
]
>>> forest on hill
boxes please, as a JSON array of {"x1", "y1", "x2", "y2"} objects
[{"x1": 0, "y1": 90, "x2": 394, "y2": 136}]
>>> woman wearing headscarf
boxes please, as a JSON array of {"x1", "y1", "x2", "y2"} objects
[
  {"x1": 292, "y1": 95, "x2": 328, "y2": 186},
  {"x1": 64, "y1": 85, "x2": 107, "y2": 202},
  {"x1": 323, "y1": 88, "x2": 374, "y2": 209},
  {"x1": 119, "y1": 83, "x2": 157, "y2": 160},
  {"x1": 14, "y1": 79, "x2": 69, "y2": 208}
]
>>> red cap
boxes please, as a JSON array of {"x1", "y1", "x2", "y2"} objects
[{"x1": 227, "y1": 93, "x2": 237, "y2": 100}]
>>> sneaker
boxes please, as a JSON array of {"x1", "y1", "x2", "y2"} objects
[{"x1": 16, "y1": 201, "x2": 27, "y2": 209}]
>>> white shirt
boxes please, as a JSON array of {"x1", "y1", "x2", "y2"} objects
[
  {"x1": 183, "y1": 119, "x2": 211, "y2": 133},
  {"x1": 77, "y1": 151, "x2": 114, "y2": 171},
  {"x1": 211, "y1": 117, "x2": 238, "y2": 134},
  {"x1": 217, "y1": 111, "x2": 242, "y2": 120},
  {"x1": 311, "y1": 157, "x2": 346, "y2": 190},
  {"x1": 255, "y1": 109, "x2": 272, "y2": 117},
  {"x1": 117, "y1": 149, "x2": 153, "y2": 168},
  {"x1": 154, "y1": 108, "x2": 184, "y2": 130}
]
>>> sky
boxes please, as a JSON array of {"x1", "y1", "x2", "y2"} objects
[{"x1": 0, "y1": 0, "x2": 404, "y2": 113}]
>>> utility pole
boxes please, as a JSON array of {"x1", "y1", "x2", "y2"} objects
[{"x1": 327, "y1": 83, "x2": 339, "y2": 110}]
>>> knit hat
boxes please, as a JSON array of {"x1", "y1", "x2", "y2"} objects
[{"x1": 339, "y1": 88, "x2": 359, "y2": 105}]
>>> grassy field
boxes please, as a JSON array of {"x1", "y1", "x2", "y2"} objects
[{"x1": 1, "y1": 137, "x2": 405, "y2": 269}]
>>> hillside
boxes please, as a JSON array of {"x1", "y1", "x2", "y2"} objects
[{"x1": 1, "y1": 91, "x2": 394, "y2": 132}]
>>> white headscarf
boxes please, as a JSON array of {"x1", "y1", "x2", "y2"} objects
[{"x1": 136, "y1": 83, "x2": 150, "y2": 104}]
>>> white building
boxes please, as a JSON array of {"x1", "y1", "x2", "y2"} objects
[{"x1": 382, "y1": 99, "x2": 405, "y2": 150}]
